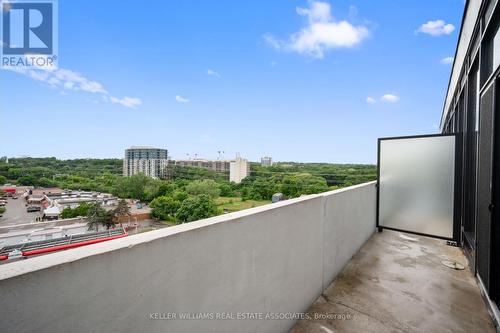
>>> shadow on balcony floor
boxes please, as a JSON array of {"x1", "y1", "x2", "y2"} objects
[{"x1": 291, "y1": 230, "x2": 495, "y2": 333}]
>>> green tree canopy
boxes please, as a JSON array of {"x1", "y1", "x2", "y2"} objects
[
  {"x1": 281, "y1": 173, "x2": 329, "y2": 198},
  {"x1": 176, "y1": 194, "x2": 220, "y2": 223},
  {"x1": 150, "y1": 196, "x2": 181, "y2": 221},
  {"x1": 60, "y1": 202, "x2": 92, "y2": 219},
  {"x1": 86, "y1": 202, "x2": 114, "y2": 231},
  {"x1": 113, "y1": 199, "x2": 131, "y2": 218},
  {"x1": 185, "y1": 179, "x2": 221, "y2": 199}
]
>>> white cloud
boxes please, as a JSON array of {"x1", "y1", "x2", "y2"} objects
[
  {"x1": 207, "y1": 69, "x2": 220, "y2": 78},
  {"x1": 380, "y1": 94, "x2": 399, "y2": 103},
  {"x1": 296, "y1": 1, "x2": 332, "y2": 23},
  {"x1": 110, "y1": 96, "x2": 142, "y2": 109},
  {"x1": 366, "y1": 96, "x2": 376, "y2": 104},
  {"x1": 175, "y1": 95, "x2": 190, "y2": 103},
  {"x1": 416, "y1": 20, "x2": 455, "y2": 36},
  {"x1": 264, "y1": 1, "x2": 369, "y2": 59},
  {"x1": 3, "y1": 66, "x2": 141, "y2": 109},
  {"x1": 440, "y1": 56, "x2": 454, "y2": 65}
]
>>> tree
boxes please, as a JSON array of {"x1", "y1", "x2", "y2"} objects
[
  {"x1": 113, "y1": 199, "x2": 131, "y2": 225},
  {"x1": 114, "y1": 199, "x2": 131, "y2": 217},
  {"x1": 113, "y1": 173, "x2": 150, "y2": 201},
  {"x1": 242, "y1": 176, "x2": 280, "y2": 200},
  {"x1": 150, "y1": 196, "x2": 181, "y2": 221},
  {"x1": 176, "y1": 194, "x2": 220, "y2": 223},
  {"x1": 60, "y1": 202, "x2": 92, "y2": 219},
  {"x1": 218, "y1": 181, "x2": 236, "y2": 197},
  {"x1": 172, "y1": 190, "x2": 188, "y2": 202},
  {"x1": 155, "y1": 181, "x2": 177, "y2": 197},
  {"x1": 281, "y1": 173, "x2": 329, "y2": 198},
  {"x1": 0, "y1": 175, "x2": 6, "y2": 185},
  {"x1": 185, "y1": 179, "x2": 221, "y2": 199},
  {"x1": 0, "y1": 207, "x2": 5, "y2": 215},
  {"x1": 86, "y1": 202, "x2": 114, "y2": 231},
  {"x1": 17, "y1": 175, "x2": 37, "y2": 186}
]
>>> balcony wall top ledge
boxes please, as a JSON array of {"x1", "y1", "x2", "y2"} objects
[{"x1": 0, "y1": 181, "x2": 376, "y2": 281}]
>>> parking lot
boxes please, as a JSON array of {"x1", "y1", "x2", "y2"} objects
[{"x1": 0, "y1": 197, "x2": 41, "y2": 227}]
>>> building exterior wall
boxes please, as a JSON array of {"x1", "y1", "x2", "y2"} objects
[
  {"x1": 441, "y1": 0, "x2": 483, "y2": 126},
  {"x1": 114, "y1": 212, "x2": 151, "y2": 223},
  {"x1": 176, "y1": 157, "x2": 249, "y2": 183},
  {"x1": 124, "y1": 147, "x2": 168, "y2": 179},
  {"x1": 440, "y1": 0, "x2": 500, "y2": 317},
  {"x1": 261, "y1": 156, "x2": 273, "y2": 167},
  {"x1": 0, "y1": 182, "x2": 376, "y2": 333},
  {"x1": 229, "y1": 157, "x2": 250, "y2": 183},
  {"x1": 175, "y1": 159, "x2": 231, "y2": 172}
]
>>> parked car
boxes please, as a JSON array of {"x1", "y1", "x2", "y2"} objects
[{"x1": 27, "y1": 206, "x2": 41, "y2": 213}]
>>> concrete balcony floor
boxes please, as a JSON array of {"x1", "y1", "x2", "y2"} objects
[{"x1": 292, "y1": 230, "x2": 495, "y2": 333}]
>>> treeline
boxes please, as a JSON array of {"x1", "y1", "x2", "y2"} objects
[
  {"x1": 0, "y1": 157, "x2": 377, "y2": 224},
  {"x1": 0, "y1": 157, "x2": 122, "y2": 187},
  {"x1": 0, "y1": 157, "x2": 376, "y2": 202},
  {"x1": 250, "y1": 162, "x2": 377, "y2": 187}
]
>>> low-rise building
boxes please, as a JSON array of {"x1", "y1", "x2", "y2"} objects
[{"x1": 22, "y1": 188, "x2": 119, "y2": 220}]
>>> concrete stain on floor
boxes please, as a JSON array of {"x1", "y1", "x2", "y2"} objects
[{"x1": 291, "y1": 230, "x2": 496, "y2": 333}]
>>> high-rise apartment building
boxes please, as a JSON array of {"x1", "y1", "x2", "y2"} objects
[
  {"x1": 261, "y1": 156, "x2": 273, "y2": 167},
  {"x1": 123, "y1": 146, "x2": 168, "y2": 179},
  {"x1": 229, "y1": 156, "x2": 250, "y2": 183}
]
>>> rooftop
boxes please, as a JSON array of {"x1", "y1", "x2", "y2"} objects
[
  {"x1": 292, "y1": 229, "x2": 495, "y2": 332},
  {"x1": 128, "y1": 146, "x2": 164, "y2": 150}
]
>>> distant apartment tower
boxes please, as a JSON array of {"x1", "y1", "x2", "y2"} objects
[
  {"x1": 230, "y1": 156, "x2": 250, "y2": 183},
  {"x1": 123, "y1": 147, "x2": 168, "y2": 179},
  {"x1": 261, "y1": 156, "x2": 273, "y2": 167}
]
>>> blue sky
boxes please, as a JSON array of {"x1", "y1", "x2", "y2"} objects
[{"x1": 1, "y1": 0, "x2": 463, "y2": 163}]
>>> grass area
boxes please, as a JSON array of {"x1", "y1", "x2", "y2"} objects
[{"x1": 216, "y1": 197, "x2": 271, "y2": 213}]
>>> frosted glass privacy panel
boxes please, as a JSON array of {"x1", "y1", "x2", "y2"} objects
[{"x1": 378, "y1": 136, "x2": 455, "y2": 238}]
